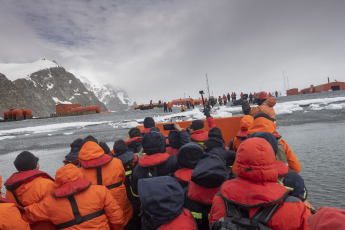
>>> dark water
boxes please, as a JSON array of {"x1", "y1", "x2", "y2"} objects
[{"x1": 1, "y1": 93, "x2": 345, "y2": 210}]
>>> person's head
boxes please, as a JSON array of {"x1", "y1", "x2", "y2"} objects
[
  {"x1": 142, "y1": 131, "x2": 166, "y2": 155},
  {"x1": 168, "y1": 131, "x2": 180, "y2": 149},
  {"x1": 129, "y1": 127, "x2": 141, "y2": 138},
  {"x1": 55, "y1": 164, "x2": 83, "y2": 187},
  {"x1": 99, "y1": 142, "x2": 111, "y2": 155},
  {"x1": 235, "y1": 138, "x2": 277, "y2": 182},
  {"x1": 113, "y1": 140, "x2": 128, "y2": 155},
  {"x1": 204, "y1": 127, "x2": 225, "y2": 151},
  {"x1": 257, "y1": 91, "x2": 268, "y2": 105},
  {"x1": 236, "y1": 115, "x2": 254, "y2": 138},
  {"x1": 14, "y1": 151, "x2": 39, "y2": 171},
  {"x1": 189, "y1": 119, "x2": 204, "y2": 133},
  {"x1": 177, "y1": 142, "x2": 204, "y2": 169},
  {"x1": 144, "y1": 117, "x2": 155, "y2": 128}
]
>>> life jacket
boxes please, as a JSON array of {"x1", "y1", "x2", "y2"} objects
[
  {"x1": 125, "y1": 136, "x2": 143, "y2": 152},
  {"x1": 157, "y1": 209, "x2": 197, "y2": 230},
  {"x1": 51, "y1": 178, "x2": 106, "y2": 229},
  {"x1": 190, "y1": 130, "x2": 209, "y2": 146},
  {"x1": 138, "y1": 153, "x2": 170, "y2": 177},
  {"x1": 166, "y1": 146, "x2": 179, "y2": 156},
  {"x1": 4, "y1": 170, "x2": 54, "y2": 207},
  {"x1": 187, "y1": 181, "x2": 220, "y2": 229},
  {"x1": 0, "y1": 196, "x2": 25, "y2": 212},
  {"x1": 174, "y1": 168, "x2": 193, "y2": 185},
  {"x1": 80, "y1": 155, "x2": 123, "y2": 190}
]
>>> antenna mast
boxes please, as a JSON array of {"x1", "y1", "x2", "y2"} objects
[
  {"x1": 283, "y1": 71, "x2": 287, "y2": 91},
  {"x1": 206, "y1": 73, "x2": 210, "y2": 98}
]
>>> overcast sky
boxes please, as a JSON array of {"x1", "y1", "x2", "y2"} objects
[{"x1": 1, "y1": 0, "x2": 344, "y2": 104}]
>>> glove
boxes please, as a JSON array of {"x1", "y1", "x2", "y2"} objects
[{"x1": 204, "y1": 109, "x2": 211, "y2": 118}]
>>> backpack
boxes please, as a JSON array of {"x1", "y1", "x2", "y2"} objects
[{"x1": 210, "y1": 195, "x2": 288, "y2": 230}]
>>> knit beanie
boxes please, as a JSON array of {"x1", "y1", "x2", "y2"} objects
[
  {"x1": 113, "y1": 140, "x2": 128, "y2": 155},
  {"x1": 190, "y1": 120, "x2": 204, "y2": 131},
  {"x1": 14, "y1": 151, "x2": 39, "y2": 171},
  {"x1": 99, "y1": 142, "x2": 111, "y2": 154},
  {"x1": 208, "y1": 127, "x2": 224, "y2": 141},
  {"x1": 144, "y1": 117, "x2": 155, "y2": 128}
]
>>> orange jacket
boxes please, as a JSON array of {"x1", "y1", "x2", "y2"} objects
[
  {"x1": 5, "y1": 170, "x2": 57, "y2": 230},
  {"x1": 249, "y1": 96, "x2": 276, "y2": 120},
  {"x1": 247, "y1": 117, "x2": 301, "y2": 173},
  {"x1": 78, "y1": 141, "x2": 133, "y2": 225},
  {"x1": 23, "y1": 164, "x2": 124, "y2": 230},
  {"x1": 1, "y1": 173, "x2": 31, "y2": 230},
  {"x1": 0, "y1": 202, "x2": 30, "y2": 230},
  {"x1": 167, "y1": 102, "x2": 172, "y2": 108}
]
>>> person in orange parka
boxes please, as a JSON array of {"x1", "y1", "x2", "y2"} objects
[
  {"x1": 242, "y1": 91, "x2": 276, "y2": 121},
  {"x1": 78, "y1": 136, "x2": 133, "y2": 227},
  {"x1": 0, "y1": 173, "x2": 31, "y2": 230},
  {"x1": 4, "y1": 151, "x2": 57, "y2": 230},
  {"x1": 23, "y1": 164, "x2": 125, "y2": 230},
  {"x1": 247, "y1": 113, "x2": 301, "y2": 173}
]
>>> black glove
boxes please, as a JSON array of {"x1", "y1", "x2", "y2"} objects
[{"x1": 204, "y1": 109, "x2": 211, "y2": 118}]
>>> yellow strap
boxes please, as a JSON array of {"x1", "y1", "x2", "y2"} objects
[
  {"x1": 130, "y1": 186, "x2": 139, "y2": 198},
  {"x1": 125, "y1": 170, "x2": 132, "y2": 176},
  {"x1": 191, "y1": 212, "x2": 202, "y2": 219}
]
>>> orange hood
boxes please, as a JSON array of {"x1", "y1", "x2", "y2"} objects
[
  {"x1": 265, "y1": 96, "x2": 276, "y2": 107},
  {"x1": 247, "y1": 117, "x2": 277, "y2": 135},
  {"x1": 79, "y1": 141, "x2": 105, "y2": 160},
  {"x1": 55, "y1": 164, "x2": 83, "y2": 187}
]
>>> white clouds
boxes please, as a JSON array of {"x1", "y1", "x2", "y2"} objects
[{"x1": 1, "y1": 0, "x2": 345, "y2": 104}]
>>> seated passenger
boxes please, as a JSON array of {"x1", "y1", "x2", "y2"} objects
[
  {"x1": 63, "y1": 138, "x2": 83, "y2": 165},
  {"x1": 78, "y1": 136, "x2": 133, "y2": 227},
  {"x1": 138, "y1": 176, "x2": 197, "y2": 230},
  {"x1": 209, "y1": 138, "x2": 311, "y2": 229},
  {"x1": 188, "y1": 110, "x2": 216, "y2": 146},
  {"x1": 204, "y1": 127, "x2": 236, "y2": 170},
  {"x1": 184, "y1": 154, "x2": 229, "y2": 230},
  {"x1": 5, "y1": 151, "x2": 57, "y2": 230},
  {"x1": 125, "y1": 127, "x2": 143, "y2": 153},
  {"x1": 242, "y1": 91, "x2": 276, "y2": 120},
  {"x1": 173, "y1": 142, "x2": 204, "y2": 188},
  {"x1": 228, "y1": 115, "x2": 254, "y2": 151},
  {"x1": 141, "y1": 117, "x2": 155, "y2": 135},
  {"x1": 23, "y1": 164, "x2": 124, "y2": 230},
  {"x1": 131, "y1": 131, "x2": 179, "y2": 196},
  {"x1": 166, "y1": 123, "x2": 191, "y2": 156}
]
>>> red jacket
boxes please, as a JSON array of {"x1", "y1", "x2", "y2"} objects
[
  {"x1": 157, "y1": 209, "x2": 197, "y2": 230},
  {"x1": 209, "y1": 138, "x2": 311, "y2": 229},
  {"x1": 190, "y1": 117, "x2": 216, "y2": 144}
]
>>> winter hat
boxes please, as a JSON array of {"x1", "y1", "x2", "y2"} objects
[
  {"x1": 129, "y1": 127, "x2": 142, "y2": 138},
  {"x1": 247, "y1": 132, "x2": 278, "y2": 154},
  {"x1": 99, "y1": 142, "x2": 111, "y2": 154},
  {"x1": 144, "y1": 117, "x2": 155, "y2": 128},
  {"x1": 257, "y1": 91, "x2": 268, "y2": 100},
  {"x1": 208, "y1": 127, "x2": 224, "y2": 141},
  {"x1": 65, "y1": 138, "x2": 83, "y2": 160},
  {"x1": 168, "y1": 131, "x2": 180, "y2": 149},
  {"x1": 190, "y1": 119, "x2": 204, "y2": 131},
  {"x1": 14, "y1": 151, "x2": 39, "y2": 171},
  {"x1": 82, "y1": 135, "x2": 98, "y2": 145},
  {"x1": 113, "y1": 140, "x2": 128, "y2": 155},
  {"x1": 142, "y1": 131, "x2": 166, "y2": 155}
]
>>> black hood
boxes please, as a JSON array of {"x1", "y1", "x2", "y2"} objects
[
  {"x1": 139, "y1": 176, "x2": 184, "y2": 229},
  {"x1": 177, "y1": 142, "x2": 204, "y2": 169},
  {"x1": 142, "y1": 131, "x2": 166, "y2": 155},
  {"x1": 191, "y1": 154, "x2": 229, "y2": 188}
]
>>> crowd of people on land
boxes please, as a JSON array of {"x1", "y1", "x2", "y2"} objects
[{"x1": 1, "y1": 90, "x2": 345, "y2": 230}]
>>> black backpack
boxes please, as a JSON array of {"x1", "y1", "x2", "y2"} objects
[{"x1": 210, "y1": 194, "x2": 288, "y2": 230}]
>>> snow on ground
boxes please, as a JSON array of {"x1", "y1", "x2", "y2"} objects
[{"x1": 0, "y1": 59, "x2": 58, "y2": 80}]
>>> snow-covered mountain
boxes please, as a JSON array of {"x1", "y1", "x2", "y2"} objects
[
  {"x1": 0, "y1": 59, "x2": 108, "y2": 117},
  {"x1": 79, "y1": 76, "x2": 136, "y2": 112}
]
